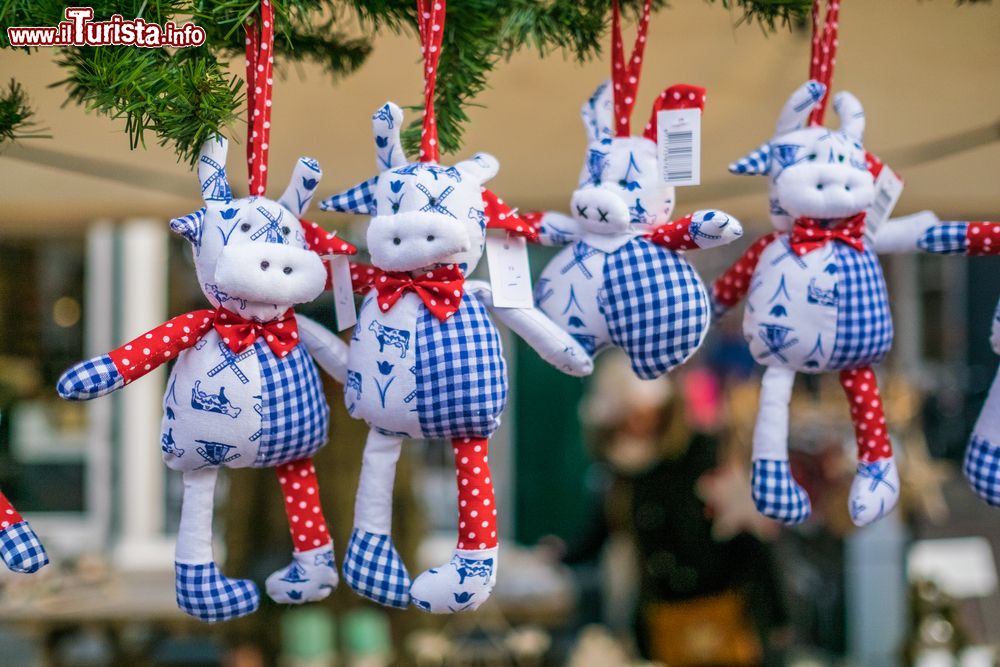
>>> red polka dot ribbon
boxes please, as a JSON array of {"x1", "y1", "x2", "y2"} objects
[
  {"x1": 214, "y1": 307, "x2": 300, "y2": 358},
  {"x1": 807, "y1": 0, "x2": 840, "y2": 127},
  {"x1": 967, "y1": 221, "x2": 1000, "y2": 256},
  {"x1": 611, "y1": 0, "x2": 652, "y2": 137},
  {"x1": 789, "y1": 212, "x2": 866, "y2": 256},
  {"x1": 352, "y1": 263, "x2": 465, "y2": 321},
  {"x1": 417, "y1": 0, "x2": 446, "y2": 162},
  {"x1": 246, "y1": 0, "x2": 275, "y2": 195}
]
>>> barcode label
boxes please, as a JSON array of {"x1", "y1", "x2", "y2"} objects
[
  {"x1": 865, "y1": 165, "x2": 904, "y2": 239},
  {"x1": 657, "y1": 108, "x2": 701, "y2": 187}
]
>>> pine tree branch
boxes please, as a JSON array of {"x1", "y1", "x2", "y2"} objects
[{"x1": 0, "y1": 79, "x2": 49, "y2": 144}]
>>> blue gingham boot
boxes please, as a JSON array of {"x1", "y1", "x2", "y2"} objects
[
  {"x1": 174, "y1": 562, "x2": 260, "y2": 622},
  {"x1": 342, "y1": 528, "x2": 411, "y2": 608},
  {"x1": 751, "y1": 459, "x2": 811, "y2": 524}
]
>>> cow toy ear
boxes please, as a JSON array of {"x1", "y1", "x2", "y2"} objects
[
  {"x1": 729, "y1": 142, "x2": 772, "y2": 176},
  {"x1": 279, "y1": 157, "x2": 323, "y2": 217},
  {"x1": 455, "y1": 153, "x2": 499, "y2": 185},
  {"x1": 372, "y1": 102, "x2": 407, "y2": 170},
  {"x1": 170, "y1": 208, "x2": 206, "y2": 245},
  {"x1": 775, "y1": 80, "x2": 826, "y2": 135},
  {"x1": 581, "y1": 80, "x2": 614, "y2": 145}
]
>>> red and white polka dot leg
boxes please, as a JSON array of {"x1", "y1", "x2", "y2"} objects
[
  {"x1": 454, "y1": 437, "x2": 498, "y2": 551},
  {"x1": 839, "y1": 367, "x2": 892, "y2": 463},
  {"x1": 0, "y1": 491, "x2": 24, "y2": 530},
  {"x1": 277, "y1": 459, "x2": 332, "y2": 552}
]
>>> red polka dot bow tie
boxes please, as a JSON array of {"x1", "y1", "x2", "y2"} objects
[
  {"x1": 214, "y1": 307, "x2": 300, "y2": 358},
  {"x1": 354, "y1": 264, "x2": 465, "y2": 321},
  {"x1": 789, "y1": 212, "x2": 867, "y2": 256}
]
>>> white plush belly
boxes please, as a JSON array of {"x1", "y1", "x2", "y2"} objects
[
  {"x1": 743, "y1": 238, "x2": 840, "y2": 372},
  {"x1": 536, "y1": 241, "x2": 612, "y2": 355},
  {"x1": 345, "y1": 291, "x2": 422, "y2": 438},
  {"x1": 160, "y1": 330, "x2": 263, "y2": 471}
]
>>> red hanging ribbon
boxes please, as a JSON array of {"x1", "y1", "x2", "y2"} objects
[
  {"x1": 246, "y1": 0, "x2": 275, "y2": 195},
  {"x1": 611, "y1": 0, "x2": 652, "y2": 137},
  {"x1": 807, "y1": 0, "x2": 840, "y2": 127},
  {"x1": 417, "y1": 0, "x2": 446, "y2": 162}
]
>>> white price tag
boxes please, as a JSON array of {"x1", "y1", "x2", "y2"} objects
[
  {"x1": 485, "y1": 234, "x2": 533, "y2": 308},
  {"x1": 657, "y1": 108, "x2": 701, "y2": 187},
  {"x1": 866, "y1": 165, "x2": 904, "y2": 229},
  {"x1": 328, "y1": 255, "x2": 357, "y2": 331}
]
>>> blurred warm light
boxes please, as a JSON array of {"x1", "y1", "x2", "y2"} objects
[{"x1": 53, "y1": 296, "x2": 81, "y2": 327}]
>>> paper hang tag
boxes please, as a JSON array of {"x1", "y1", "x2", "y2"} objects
[
  {"x1": 866, "y1": 165, "x2": 904, "y2": 233},
  {"x1": 657, "y1": 108, "x2": 702, "y2": 187},
  {"x1": 485, "y1": 233, "x2": 534, "y2": 308},
  {"x1": 327, "y1": 255, "x2": 357, "y2": 331}
]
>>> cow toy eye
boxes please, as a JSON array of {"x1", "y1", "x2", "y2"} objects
[
  {"x1": 837, "y1": 154, "x2": 845, "y2": 163},
  {"x1": 281, "y1": 226, "x2": 291, "y2": 236},
  {"x1": 240, "y1": 223, "x2": 252, "y2": 232},
  {"x1": 808, "y1": 154, "x2": 818, "y2": 161}
]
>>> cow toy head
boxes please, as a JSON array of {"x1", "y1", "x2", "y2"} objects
[
  {"x1": 571, "y1": 81, "x2": 706, "y2": 236},
  {"x1": 170, "y1": 136, "x2": 350, "y2": 322},
  {"x1": 320, "y1": 102, "x2": 500, "y2": 275},
  {"x1": 729, "y1": 80, "x2": 875, "y2": 231}
]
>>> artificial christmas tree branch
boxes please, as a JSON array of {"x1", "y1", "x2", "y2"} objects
[{"x1": 1, "y1": 0, "x2": 826, "y2": 164}]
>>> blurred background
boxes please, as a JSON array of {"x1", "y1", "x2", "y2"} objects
[{"x1": 1, "y1": 1, "x2": 999, "y2": 665}]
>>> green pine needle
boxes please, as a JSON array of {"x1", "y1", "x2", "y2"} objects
[{"x1": 0, "y1": 79, "x2": 50, "y2": 143}]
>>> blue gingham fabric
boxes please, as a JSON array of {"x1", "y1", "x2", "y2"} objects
[
  {"x1": 0, "y1": 521, "x2": 49, "y2": 573},
  {"x1": 828, "y1": 244, "x2": 893, "y2": 370},
  {"x1": 415, "y1": 295, "x2": 507, "y2": 439},
  {"x1": 319, "y1": 176, "x2": 378, "y2": 216},
  {"x1": 342, "y1": 528, "x2": 411, "y2": 609},
  {"x1": 917, "y1": 222, "x2": 969, "y2": 255},
  {"x1": 964, "y1": 434, "x2": 1000, "y2": 506},
  {"x1": 751, "y1": 459, "x2": 812, "y2": 524},
  {"x1": 600, "y1": 238, "x2": 709, "y2": 379},
  {"x1": 174, "y1": 561, "x2": 260, "y2": 622},
  {"x1": 254, "y1": 340, "x2": 329, "y2": 467},
  {"x1": 728, "y1": 142, "x2": 772, "y2": 176},
  {"x1": 56, "y1": 355, "x2": 123, "y2": 400}
]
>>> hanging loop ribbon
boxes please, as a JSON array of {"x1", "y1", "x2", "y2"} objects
[
  {"x1": 417, "y1": 0, "x2": 446, "y2": 162},
  {"x1": 611, "y1": 0, "x2": 652, "y2": 137},
  {"x1": 807, "y1": 0, "x2": 840, "y2": 127},
  {"x1": 245, "y1": 0, "x2": 275, "y2": 195}
]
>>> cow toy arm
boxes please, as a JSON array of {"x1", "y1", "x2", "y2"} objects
[
  {"x1": 874, "y1": 211, "x2": 1000, "y2": 256},
  {"x1": 296, "y1": 314, "x2": 350, "y2": 384},
  {"x1": 710, "y1": 232, "x2": 780, "y2": 317},
  {"x1": 466, "y1": 280, "x2": 594, "y2": 377},
  {"x1": 57, "y1": 310, "x2": 215, "y2": 400},
  {"x1": 648, "y1": 210, "x2": 743, "y2": 251},
  {"x1": 520, "y1": 211, "x2": 584, "y2": 247}
]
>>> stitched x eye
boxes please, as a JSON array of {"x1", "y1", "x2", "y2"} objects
[
  {"x1": 240, "y1": 223, "x2": 252, "y2": 232},
  {"x1": 576, "y1": 205, "x2": 588, "y2": 218}
]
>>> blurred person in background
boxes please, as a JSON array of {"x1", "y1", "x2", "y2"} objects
[{"x1": 551, "y1": 351, "x2": 789, "y2": 667}]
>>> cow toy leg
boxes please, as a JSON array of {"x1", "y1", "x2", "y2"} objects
[
  {"x1": 342, "y1": 430, "x2": 411, "y2": 608},
  {"x1": 410, "y1": 437, "x2": 498, "y2": 613},
  {"x1": 840, "y1": 367, "x2": 900, "y2": 526},
  {"x1": 965, "y1": 367, "x2": 1000, "y2": 505},
  {"x1": 174, "y1": 468, "x2": 260, "y2": 622},
  {"x1": 265, "y1": 458, "x2": 338, "y2": 604},
  {"x1": 0, "y1": 491, "x2": 48, "y2": 573},
  {"x1": 751, "y1": 366, "x2": 812, "y2": 524}
]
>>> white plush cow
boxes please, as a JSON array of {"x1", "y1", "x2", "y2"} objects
[
  {"x1": 57, "y1": 136, "x2": 354, "y2": 622},
  {"x1": 320, "y1": 102, "x2": 593, "y2": 614},
  {"x1": 527, "y1": 81, "x2": 743, "y2": 378},
  {"x1": 716, "y1": 80, "x2": 907, "y2": 527}
]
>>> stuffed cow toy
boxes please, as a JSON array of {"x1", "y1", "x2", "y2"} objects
[
  {"x1": 876, "y1": 213, "x2": 1000, "y2": 506},
  {"x1": 320, "y1": 102, "x2": 593, "y2": 614},
  {"x1": 0, "y1": 492, "x2": 48, "y2": 574},
  {"x1": 526, "y1": 81, "x2": 743, "y2": 378},
  {"x1": 715, "y1": 80, "x2": 908, "y2": 527},
  {"x1": 57, "y1": 136, "x2": 355, "y2": 622}
]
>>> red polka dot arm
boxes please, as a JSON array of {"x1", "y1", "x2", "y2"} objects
[
  {"x1": 647, "y1": 215, "x2": 698, "y2": 251},
  {"x1": 454, "y1": 438, "x2": 498, "y2": 551},
  {"x1": 968, "y1": 222, "x2": 1000, "y2": 256},
  {"x1": 711, "y1": 233, "x2": 780, "y2": 311},
  {"x1": 108, "y1": 310, "x2": 216, "y2": 384},
  {"x1": 277, "y1": 459, "x2": 332, "y2": 552},
  {"x1": 0, "y1": 491, "x2": 24, "y2": 530},
  {"x1": 840, "y1": 367, "x2": 892, "y2": 463}
]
